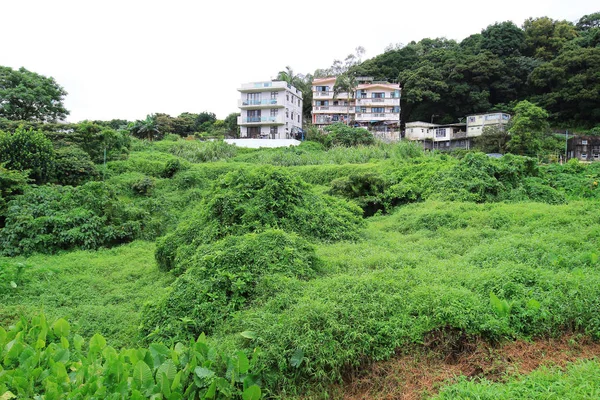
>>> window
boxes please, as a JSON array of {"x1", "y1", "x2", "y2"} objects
[
  {"x1": 270, "y1": 126, "x2": 278, "y2": 135},
  {"x1": 468, "y1": 116, "x2": 476, "y2": 123},
  {"x1": 361, "y1": 107, "x2": 367, "y2": 113},
  {"x1": 271, "y1": 91, "x2": 278, "y2": 99},
  {"x1": 332, "y1": 115, "x2": 339, "y2": 121},
  {"x1": 372, "y1": 92, "x2": 385, "y2": 98},
  {"x1": 594, "y1": 153, "x2": 599, "y2": 159},
  {"x1": 316, "y1": 86, "x2": 328, "y2": 92},
  {"x1": 582, "y1": 153, "x2": 588, "y2": 159},
  {"x1": 582, "y1": 140, "x2": 588, "y2": 145},
  {"x1": 358, "y1": 90, "x2": 367, "y2": 98},
  {"x1": 298, "y1": 115, "x2": 300, "y2": 123},
  {"x1": 333, "y1": 101, "x2": 339, "y2": 106},
  {"x1": 371, "y1": 107, "x2": 385, "y2": 113},
  {"x1": 270, "y1": 109, "x2": 278, "y2": 117},
  {"x1": 435, "y1": 128, "x2": 447, "y2": 138},
  {"x1": 392, "y1": 106, "x2": 400, "y2": 113},
  {"x1": 286, "y1": 94, "x2": 289, "y2": 101},
  {"x1": 286, "y1": 109, "x2": 289, "y2": 118},
  {"x1": 291, "y1": 112, "x2": 294, "y2": 120}
]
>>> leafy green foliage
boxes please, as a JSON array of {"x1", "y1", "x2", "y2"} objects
[
  {"x1": 53, "y1": 145, "x2": 99, "y2": 186},
  {"x1": 0, "y1": 127, "x2": 55, "y2": 183},
  {"x1": 0, "y1": 66, "x2": 68, "y2": 122},
  {"x1": 316, "y1": 123, "x2": 375, "y2": 148},
  {"x1": 0, "y1": 166, "x2": 28, "y2": 228},
  {"x1": 0, "y1": 182, "x2": 144, "y2": 256},
  {"x1": 144, "y1": 230, "x2": 319, "y2": 339},
  {"x1": 0, "y1": 313, "x2": 263, "y2": 399},
  {"x1": 155, "y1": 166, "x2": 363, "y2": 271}
]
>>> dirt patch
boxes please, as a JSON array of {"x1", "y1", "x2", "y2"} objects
[{"x1": 340, "y1": 335, "x2": 600, "y2": 400}]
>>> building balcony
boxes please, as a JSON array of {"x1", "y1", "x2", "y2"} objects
[
  {"x1": 238, "y1": 99, "x2": 285, "y2": 109},
  {"x1": 313, "y1": 105, "x2": 354, "y2": 113},
  {"x1": 314, "y1": 116, "x2": 349, "y2": 125},
  {"x1": 355, "y1": 112, "x2": 399, "y2": 121},
  {"x1": 237, "y1": 115, "x2": 285, "y2": 125},
  {"x1": 238, "y1": 81, "x2": 291, "y2": 93},
  {"x1": 313, "y1": 91, "x2": 354, "y2": 99},
  {"x1": 355, "y1": 98, "x2": 399, "y2": 106}
]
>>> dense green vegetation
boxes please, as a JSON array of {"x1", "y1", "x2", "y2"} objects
[
  {"x1": 2, "y1": 131, "x2": 600, "y2": 398},
  {"x1": 2, "y1": 12, "x2": 600, "y2": 395},
  {"x1": 348, "y1": 12, "x2": 600, "y2": 129}
]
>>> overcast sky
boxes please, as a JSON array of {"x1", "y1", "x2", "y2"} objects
[{"x1": 2, "y1": 0, "x2": 598, "y2": 122}]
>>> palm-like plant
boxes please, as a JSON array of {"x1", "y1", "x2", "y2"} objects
[
  {"x1": 130, "y1": 114, "x2": 161, "y2": 141},
  {"x1": 333, "y1": 74, "x2": 357, "y2": 126}
]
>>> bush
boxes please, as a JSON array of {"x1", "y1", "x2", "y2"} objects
[
  {"x1": 162, "y1": 158, "x2": 184, "y2": 178},
  {"x1": 143, "y1": 230, "x2": 319, "y2": 339},
  {"x1": 0, "y1": 127, "x2": 55, "y2": 183},
  {"x1": 324, "y1": 123, "x2": 375, "y2": 147},
  {"x1": 131, "y1": 176, "x2": 155, "y2": 196},
  {"x1": 0, "y1": 165, "x2": 29, "y2": 228},
  {"x1": 154, "y1": 166, "x2": 363, "y2": 271},
  {"x1": 0, "y1": 182, "x2": 144, "y2": 256},
  {"x1": 53, "y1": 145, "x2": 99, "y2": 186}
]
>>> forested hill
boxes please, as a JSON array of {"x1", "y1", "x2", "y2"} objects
[{"x1": 348, "y1": 13, "x2": 600, "y2": 129}]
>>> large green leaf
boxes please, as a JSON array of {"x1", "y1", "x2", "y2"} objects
[
  {"x1": 242, "y1": 385, "x2": 261, "y2": 400},
  {"x1": 52, "y1": 318, "x2": 70, "y2": 338},
  {"x1": 89, "y1": 333, "x2": 106, "y2": 354},
  {"x1": 133, "y1": 360, "x2": 154, "y2": 390},
  {"x1": 157, "y1": 359, "x2": 178, "y2": 382},
  {"x1": 235, "y1": 351, "x2": 250, "y2": 375},
  {"x1": 290, "y1": 348, "x2": 304, "y2": 368}
]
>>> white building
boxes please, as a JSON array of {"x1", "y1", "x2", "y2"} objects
[
  {"x1": 311, "y1": 77, "x2": 401, "y2": 140},
  {"x1": 466, "y1": 113, "x2": 511, "y2": 137},
  {"x1": 237, "y1": 80, "x2": 303, "y2": 139},
  {"x1": 404, "y1": 112, "x2": 510, "y2": 150}
]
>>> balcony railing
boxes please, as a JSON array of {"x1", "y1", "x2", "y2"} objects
[
  {"x1": 238, "y1": 99, "x2": 282, "y2": 107},
  {"x1": 313, "y1": 105, "x2": 353, "y2": 113},
  {"x1": 355, "y1": 98, "x2": 400, "y2": 106},
  {"x1": 355, "y1": 112, "x2": 399, "y2": 120},
  {"x1": 238, "y1": 115, "x2": 285, "y2": 124}
]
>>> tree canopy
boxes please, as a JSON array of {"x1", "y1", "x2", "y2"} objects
[{"x1": 0, "y1": 66, "x2": 69, "y2": 122}]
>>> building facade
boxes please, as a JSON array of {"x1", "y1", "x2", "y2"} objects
[
  {"x1": 567, "y1": 136, "x2": 600, "y2": 162},
  {"x1": 237, "y1": 80, "x2": 303, "y2": 139},
  {"x1": 404, "y1": 112, "x2": 510, "y2": 150},
  {"x1": 311, "y1": 77, "x2": 401, "y2": 140}
]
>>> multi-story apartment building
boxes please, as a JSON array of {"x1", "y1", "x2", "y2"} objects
[
  {"x1": 311, "y1": 77, "x2": 401, "y2": 139},
  {"x1": 237, "y1": 80, "x2": 303, "y2": 139},
  {"x1": 405, "y1": 112, "x2": 510, "y2": 150}
]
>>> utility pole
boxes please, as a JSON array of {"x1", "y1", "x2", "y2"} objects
[{"x1": 565, "y1": 130, "x2": 568, "y2": 161}]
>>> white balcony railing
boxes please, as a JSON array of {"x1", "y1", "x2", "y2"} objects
[
  {"x1": 238, "y1": 98, "x2": 283, "y2": 107},
  {"x1": 313, "y1": 105, "x2": 354, "y2": 113},
  {"x1": 237, "y1": 115, "x2": 285, "y2": 125},
  {"x1": 355, "y1": 112, "x2": 399, "y2": 121},
  {"x1": 355, "y1": 98, "x2": 400, "y2": 106}
]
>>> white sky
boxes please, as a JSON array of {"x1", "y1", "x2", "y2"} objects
[{"x1": 2, "y1": 0, "x2": 598, "y2": 122}]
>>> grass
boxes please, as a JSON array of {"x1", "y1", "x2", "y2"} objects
[
  {"x1": 0, "y1": 241, "x2": 173, "y2": 348},
  {"x1": 434, "y1": 359, "x2": 600, "y2": 399}
]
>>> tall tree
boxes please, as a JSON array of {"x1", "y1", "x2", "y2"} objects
[
  {"x1": 333, "y1": 74, "x2": 357, "y2": 125},
  {"x1": 506, "y1": 100, "x2": 549, "y2": 156},
  {"x1": 0, "y1": 66, "x2": 69, "y2": 122},
  {"x1": 481, "y1": 21, "x2": 525, "y2": 58}
]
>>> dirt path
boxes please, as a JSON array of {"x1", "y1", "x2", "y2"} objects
[{"x1": 340, "y1": 335, "x2": 600, "y2": 399}]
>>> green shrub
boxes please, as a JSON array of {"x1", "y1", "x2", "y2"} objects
[
  {"x1": 155, "y1": 166, "x2": 363, "y2": 271},
  {"x1": 52, "y1": 145, "x2": 99, "y2": 186},
  {"x1": 143, "y1": 230, "x2": 319, "y2": 339},
  {"x1": 162, "y1": 158, "x2": 184, "y2": 178},
  {"x1": 329, "y1": 172, "x2": 389, "y2": 216},
  {"x1": 0, "y1": 182, "x2": 144, "y2": 256},
  {"x1": 132, "y1": 176, "x2": 155, "y2": 196},
  {"x1": 0, "y1": 127, "x2": 55, "y2": 183},
  {"x1": 0, "y1": 165, "x2": 29, "y2": 228}
]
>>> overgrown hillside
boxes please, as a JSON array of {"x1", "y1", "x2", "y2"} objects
[{"x1": 2, "y1": 135, "x2": 600, "y2": 398}]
